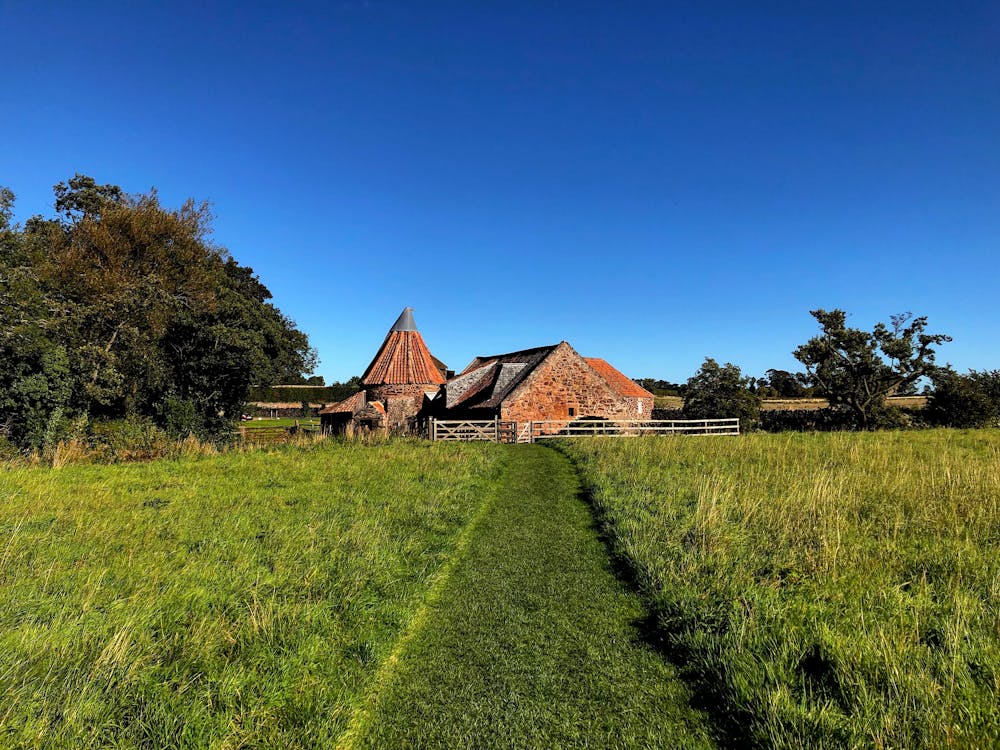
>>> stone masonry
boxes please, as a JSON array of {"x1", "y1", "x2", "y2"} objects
[{"x1": 499, "y1": 342, "x2": 636, "y2": 424}]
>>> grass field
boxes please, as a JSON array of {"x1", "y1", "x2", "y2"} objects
[
  {"x1": 353, "y1": 446, "x2": 714, "y2": 749},
  {"x1": 0, "y1": 440, "x2": 505, "y2": 748},
  {"x1": 4, "y1": 431, "x2": 997, "y2": 748},
  {"x1": 559, "y1": 431, "x2": 1000, "y2": 749}
]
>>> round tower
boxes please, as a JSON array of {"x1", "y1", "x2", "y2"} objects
[{"x1": 361, "y1": 307, "x2": 446, "y2": 428}]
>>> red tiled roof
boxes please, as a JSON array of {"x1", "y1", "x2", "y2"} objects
[
  {"x1": 584, "y1": 358, "x2": 654, "y2": 399},
  {"x1": 318, "y1": 390, "x2": 366, "y2": 415},
  {"x1": 361, "y1": 329, "x2": 446, "y2": 386}
]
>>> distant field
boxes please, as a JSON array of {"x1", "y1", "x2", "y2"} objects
[
  {"x1": 654, "y1": 395, "x2": 684, "y2": 409},
  {"x1": 654, "y1": 395, "x2": 927, "y2": 411},
  {"x1": 0, "y1": 441, "x2": 504, "y2": 748},
  {"x1": 241, "y1": 417, "x2": 319, "y2": 429},
  {"x1": 760, "y1": 395, "x2": 927, "y2": 411},
  {"x1": 560, "y1": 431, "x2": 1000, "y2": 748}
]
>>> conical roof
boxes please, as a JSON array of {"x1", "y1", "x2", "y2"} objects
[
  {"x1": 390, "y1": 307, "x2": 417, "y2": 332},
  {"x1": 361, "y1": 308, "x2": 446, "y2": 386}
]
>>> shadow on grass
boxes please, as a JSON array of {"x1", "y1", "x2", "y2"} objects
[{"x1": 557, "y1": 449, "x2": 755, "y2": 750}]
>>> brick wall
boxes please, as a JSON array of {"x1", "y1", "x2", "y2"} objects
[{"x1": 500, "y1": 343, "x2": 633, "y2": 427}]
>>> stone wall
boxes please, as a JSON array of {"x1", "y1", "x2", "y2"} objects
[
  {"x1": 500, "y1": 343, "x2": 632, "y2": 428},
  {"x1": 368, "y1": 383, "x2": 430, "y2": 429},
  {"x1": 630, "y1": 396, "x2": 655, "y2": 419}
]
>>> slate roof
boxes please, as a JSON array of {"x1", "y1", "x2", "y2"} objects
[
  {"x1": 440, "y1": 344, "x2": 653, "y2": 413},
  {"x1": 446, "y1": 344, "x2": 559, "y2": 411},
  {"x1": 361, "y1": 308, "x2": 447, "y2": 386},
  {"x1": 584, "y1": 358, "x2": 654, "y2": 399}
]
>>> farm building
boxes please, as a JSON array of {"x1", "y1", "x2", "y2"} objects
[
  {"x1": 321, "y1": 308, "x2": 653, "y2": 436},
  {"x1": 424, "y1": 341, "x2": 654, "y2": 426},
  {"x1": 319, "y1": 308, "x2": 448, "y2": 435}
]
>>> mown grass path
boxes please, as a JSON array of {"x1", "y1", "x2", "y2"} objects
[{"x1": 348, "y1": 445, "x2": 715, "y2": 749}]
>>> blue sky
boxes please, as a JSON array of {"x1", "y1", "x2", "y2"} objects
[{"x1": 2, "y1": 1, "x2": 998, "y2": 383}]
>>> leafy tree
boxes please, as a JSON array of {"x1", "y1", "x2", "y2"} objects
[
  {"x1": 327, "y1": 376, "x2": 363, "y2": 403},
  {"x1": 794, "y1": 309, "x2": 950, "y2": 429},
  {"x1": 759, "y1": 368, "x2": 810, "y2": 398},
  {"x1": 0, "y1": 177, "x2": 317, "y2": 448},
  {"x1": 0, "y1": 194, "x2": 74, "y2": 447},
  {"x1": 53, "y1": 173, "x2": 124, "y2": 220},
  {"x1": 926, "y1": 369, "x2": 1000, "y2": 428},
  {"x1": 0, "y1": 187, "x2": 14, "y2": 229},
  {"x1": 635, "y1": 378, "x2": 687, "y2": 397},
  {"x1": 683, "y1": 358, "x2": 761, "y2": 428}
]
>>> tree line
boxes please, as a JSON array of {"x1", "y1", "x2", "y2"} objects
[
  {"x1": 655, "y1": 309, "x2": 998, "y2": 430},
  {"x1": 0, "y1": 175, "x2": 316, "y2": 449}
]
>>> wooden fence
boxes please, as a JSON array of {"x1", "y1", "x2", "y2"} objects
[
  {"x1": 239, "y1": 423, "x2": 319, "y2": 445},
  {"x1": 427, "y1": 417, "x2": 739, "y2": 444},
  {"x1": 429, "y1": 418, "x2": 518, "y2": 443}
]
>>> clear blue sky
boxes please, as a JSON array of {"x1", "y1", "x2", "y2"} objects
[{"x1": 2, "y1": 1, "x2": 997, "y2": 383}]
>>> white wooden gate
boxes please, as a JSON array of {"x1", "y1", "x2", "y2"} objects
[{"x1": 429, "y1": 418, "x2": 517, "y2": 443}]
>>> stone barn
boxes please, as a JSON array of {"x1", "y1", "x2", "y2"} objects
[
  {"x1": 319, "y1": 308, "x2": 447, "y2": 435},
  {"x1": 424, "y1": 341, "x2": 654, "y2": 428}
]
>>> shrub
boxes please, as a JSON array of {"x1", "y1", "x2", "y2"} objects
[
  {"x1": 683, "y1": 358, "x2": 761, "y2": 428},
  {"x1": 159, "y1": 396, "x2": 205, "y2": 439},
  {"x1": 88, "y1": 417, "x2": 171, "y2": 461},
  {"x1": 926, "y1": 369, "x2": 1000, "y2": 428}
]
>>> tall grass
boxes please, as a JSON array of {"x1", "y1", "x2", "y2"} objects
[
  {"x1": 0, "y1": 439, "x2": 504, "y2": 748},
  {"x1": 560, "y1": 430, "x2": 1000, "y2": 749}
]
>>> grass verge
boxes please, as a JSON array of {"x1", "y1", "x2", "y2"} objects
[
  {"x1": 353, "y1": 445, "x2": 715, "y2": 749},
  {"x1": 559, "y1": 430, "x2": 1000, "y2": 749},
  {"x1": 0, "y1": 439, "x2": 504, "y2": 748}
]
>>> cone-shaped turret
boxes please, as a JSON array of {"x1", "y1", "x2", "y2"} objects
[
  {"x1": 389, "y1": 307, "x2": 417, "y2": 332},
  {"x1": 361, "y1": 308, "x2": 446, "y2": 386}
]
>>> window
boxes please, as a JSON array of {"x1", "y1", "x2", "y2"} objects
[{"x1": 568, "y1": 407, "x2": 576, "y2": 417}]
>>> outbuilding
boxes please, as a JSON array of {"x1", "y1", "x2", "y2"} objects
[
  {"x1": 425, "y1": 341, "x2": 654, "y2": 426},
  {"x1": 319, "y1": 307, "x2": 447, "y2": 435}
]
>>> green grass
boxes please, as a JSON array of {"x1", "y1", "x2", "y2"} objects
[
  {"x1": 352, "y1": 445, "x2": 715, "y2": 749},
  {"x1": 559, "y1": 430, "x2": 1000, "y2": 749},
  {"x1": 0, "y1": 440, "x2": 505, "y2": 748}
]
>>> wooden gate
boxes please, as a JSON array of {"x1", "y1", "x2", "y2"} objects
[{"x1": 429, "y1": 418, "x2": 517, "y2": 443}]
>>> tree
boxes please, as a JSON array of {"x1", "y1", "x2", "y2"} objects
[
  {"x1": 0, "y1": 196, "x2": 74, "y2": 447},
  {"x1": 794, "y1": 309, "x2": 950, "y2": 429},
  {"x1": 327, "y1": 376, "x2": 363, "y2": 403},
  {"x1": 926, "y1": 369, "x2": 1000, "y2": 428},
  {"x1": 53, "y1": 173, "x2": 124, "y2": 221},
  {"x1": 0, "y1": 176, "x2": 317, "y2": 447},
  {"x1": 635, "y1": 378, "x2": 687, "y2": 397},
  {"x1": 0, "y1": 187, "x2": 14, "y2": 229},
  {"x1": 683, "y1": 358, "x2": 761, "y2": 428},
  {"x1": 760, "y1": 369, "x2": 810, "y2": 398}
]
